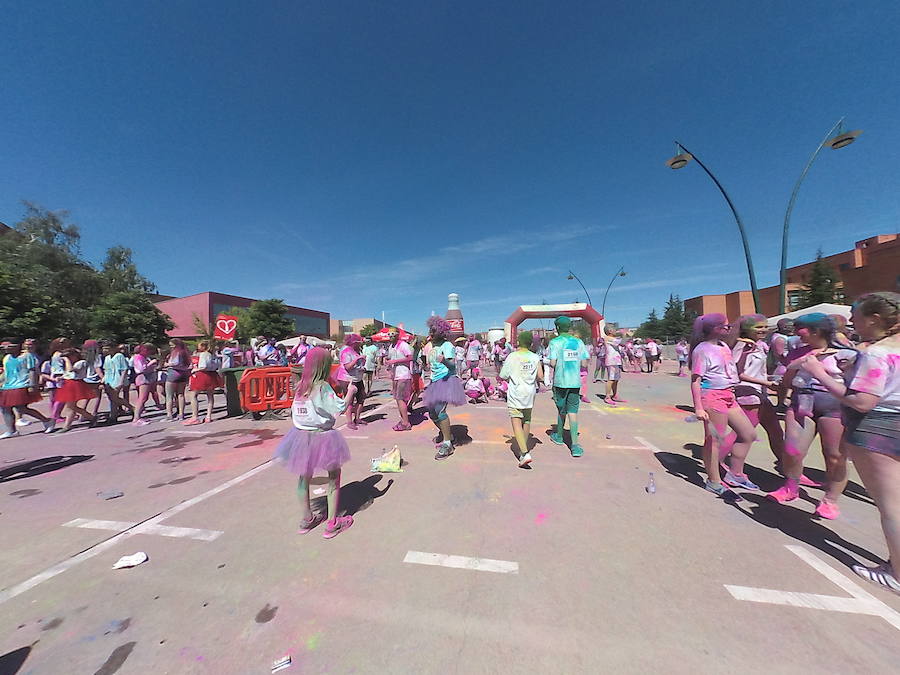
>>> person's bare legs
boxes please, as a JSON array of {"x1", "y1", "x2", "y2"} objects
[
  {"x1": 848, "y1": 446, "x2": 900, "y2": 576},
  {"x1": 134, "y1": 384, "x2": 152, "y2": 422},
  {"x1": 297, "y1": 475, "x2": 313, "y2": 522},
  {"x1": 204, "y1": 391, "x2": 215, "y2": 422},
  {"x1": 723, "y1": 406, "x2": 756, "y2": 476},
  {"x1": 511, "y1": 416, "x2": 528, "y2": 458},
  {"x1": 396, "y1": 397, "x2": 410, "y2": 427},
  {"x1": 783, "y1": 410, "x2": 816, "y2": 479},
  {"x1": 818, "y1": 417, "x2": 848, "y2": 505},
  {"x1": 17, "y1": 405, "x2": 48, "y2": 424},
  {"x1": 326, "y1": 469, "x2": 342, "y2": 521},
  {"x1": 88, "y1": 388, "x2": 102, "y2": 417},
  {"x1": 757, "y1": 401, "x2": 785, "y2": 463},
  {"x1": 186, "y1": 389, "x2": 199, "y2": 422},
  {"x1": 165, "y1": 381, "x2": 178, "y2": 419}
]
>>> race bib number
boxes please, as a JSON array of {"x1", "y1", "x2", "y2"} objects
[
  {"x1": 292, "y1": 403, "x2": 310, "y2": 418},
  {"x1": 563, "y1": 349, "x2": 579, "y2": 361}
]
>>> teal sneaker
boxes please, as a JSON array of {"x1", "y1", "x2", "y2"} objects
[
  {"x1": 548, "y1": 432, "x2": 565, "y2": 445},
  {"x1": 570, "y1": 445, "x2": 584, "y2": 457}
]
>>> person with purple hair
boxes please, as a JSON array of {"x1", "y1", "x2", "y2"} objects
[
  {"x1": 689, "y1": 313, "x2": 758, "y2": 496},
  {"x1": 423, "y1": 316, "x2": 467, "y2": 460},
  {"x1": 274, "y1": 347, "x2": 354, "y2": 538}
]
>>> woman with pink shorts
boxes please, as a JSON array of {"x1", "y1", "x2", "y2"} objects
[{"x1": 689, "y1": 314, "x2": 758, "y2": 497}]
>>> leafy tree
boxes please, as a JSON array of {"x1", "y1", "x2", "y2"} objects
[
  {"x1": 634, "y1": 308, "x2": 663, "y2": 339},
  {"x1": 359, "y1": 323, "x2": 378, "y2": 338},
  {"x1": 241, "y1": 299, "x2": 295, "y2": 340},
  {"x1": 90, "y1": 291, "x2": 174, "y2": 345},
  {"x1": 661, "y1": 294, "x2": 690, "y2": 339},
  {"x1": 101, "y1": 245, "x2": 157, "y2": 293},
  {"x1": 222, "y1": 306, "x2": 252, "y2": 344},
  {"x1": 0, "y1": 265, "x2": 67, "y2": 340},
  {"x1": 799, "y1": 249, "x2": 841, "y2": 308}
]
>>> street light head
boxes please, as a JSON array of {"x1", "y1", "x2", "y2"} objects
[
  {"x1": 666, "y1": 152, "x2": 693, "y2": 170},
  {"x1": 828, "y1": 129, "x2": 862, "y2": 149},
  {"x1": 567, "y1": 274, "x2": 575, "y2": 280}
]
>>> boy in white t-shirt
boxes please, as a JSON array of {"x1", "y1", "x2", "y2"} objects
[{"x1": 499, "y1": 330, "x2": 544, "y2": 468}]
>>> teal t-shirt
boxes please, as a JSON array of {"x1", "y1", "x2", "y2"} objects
[
  {"x1": 1, "y1": 353, "x2": 37, "y2": 390},
  {"x1": 429, "y1": 341, "x2": 456, "y2": 380},
  {"x1": 549, "y1": 334, "x2": 588, "y2": 388}
]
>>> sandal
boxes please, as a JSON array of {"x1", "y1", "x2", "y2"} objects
[
  {"x1": 297, "y1": 512, "x2": 326, "y2": 534},
  {"x1": 182, "y1": 418, "x2": 204, "y2": 426},
  {"x1": 392, "y1": 422, "x2": 412, "y2": 431},
  {"x1": 322, "y1": 515, "x2": 353, "y2": 539}
]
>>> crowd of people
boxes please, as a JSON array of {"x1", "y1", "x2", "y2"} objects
[{"x1": 3, "y1": 293, "x2": 897, "y2": 592}]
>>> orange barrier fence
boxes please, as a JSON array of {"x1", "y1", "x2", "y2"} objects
[{"x1": 238, "y1": 367, "x2": 295, "y2": 412}]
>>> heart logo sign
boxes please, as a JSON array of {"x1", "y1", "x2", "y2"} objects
[{"x1": 213, "y1": 314, "x2": 238, "y2": 340}]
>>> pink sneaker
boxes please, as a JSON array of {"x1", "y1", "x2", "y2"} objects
[
  {"x1": 323, "y1": 515, "x2": 353, "y2": 539},
  {"x1": 297, "y1": 512, "x2": 326, "y2": 534},
  {"x1": 767, "y1": 479, "x2": 799, "y2": 503},
  {"x1": 815, "y1": 500, "x2": 840, "y2": 520}
]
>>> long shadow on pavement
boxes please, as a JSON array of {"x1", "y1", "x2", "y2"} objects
[
  {"x1": 311, "y1": 475, "x2": 394, "y2": 516},
  {"x1": 729, "y1": 493, "x2": 885, "y2": 570},
  {"x1": 0, "y1": 455, "x2": 93, "y2": 483}
]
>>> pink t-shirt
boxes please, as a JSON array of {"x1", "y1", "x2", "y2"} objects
[
  {"x1": 691, "y1": 341, "x2": 738, "y2": 390},
  {"x1": 337, "y1": 346, "x2": 364, "y2": 383}
]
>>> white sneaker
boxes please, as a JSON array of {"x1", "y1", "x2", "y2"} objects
[
  {"x1": 43, "y1": 420, "x2": 56, "y2": 433},
  {"x1": 15, "y1": 418, "x2": 32, "y2": 427},
  {"x1": 0, "y1": 431, "x2": 21, "y2": 439},
  {"x1": 518, "y1": 452, "x2": 533, "y2": 467}
]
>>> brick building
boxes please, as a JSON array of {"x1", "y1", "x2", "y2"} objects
[
  {"x1": 685, "y1": 234, "x2": 899, "y2": 318},
  {"x1": 153, "y1": 292, "x2": 329, "y2": 339},
  {"x1": 328, "y1": 318, "x2": 399, "y2": 341}
]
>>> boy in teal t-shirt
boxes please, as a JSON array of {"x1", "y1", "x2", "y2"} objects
[{"x1": 548, "y1": 317, "x2": 589, "y2": 457}]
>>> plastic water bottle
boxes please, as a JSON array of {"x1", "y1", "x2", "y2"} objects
[
  {"x1": 646, "y1": 472, "x2": 656, "y2": 494},
  {"x1": 684, "y1": 415, "x2": 698, "y2": 423}
]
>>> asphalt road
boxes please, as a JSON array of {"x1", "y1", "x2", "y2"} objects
[{"x1": 1, "y1": 362, "x2": 898, "y2": 674}]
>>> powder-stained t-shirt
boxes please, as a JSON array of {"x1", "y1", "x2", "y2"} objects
[
  {"x1": 549, "y1": 335, "x2": 589, "y2": 389},
  {"x1": 604, "y1": 340, "x2": 623, "y2": 367},
  {"x1": 338, "y1": 347, "x2": 364, "y2": 382},
  {"x1": 500, "y1": 349, "x2": 541, "y2": 409},
  {"x1": 846, "y1": 335, "x2": 899, "y2": 413},
  {"x1": 1, "y1": 353, "x2": 37, "y2": 390},
  {"x1": 429, "y1": 341, "x2": 456, "y2": 380},
  {"x1": 691, "y1": 341, "x2": 739, "y2": 390},
  {"x1": 362, "y1": 344, "x2": 378, "y2": 370},
  {"x1": 291, "y1": 382, "x2": 348, "y2": 431},
  {"x1": 466, "y1": 341, "x2": 482, "y2": 361},
  {"x1": 389, "y1": 340, "x2": 413, "y2": 381}
]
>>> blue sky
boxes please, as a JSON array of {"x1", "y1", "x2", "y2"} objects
[{"x1": 2, "y1": 1, "x2": 899, "y2": 333}]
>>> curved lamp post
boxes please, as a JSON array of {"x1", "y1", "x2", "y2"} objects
[
  {"x1": 778, "y1": 118, "x2": 862, "y2": 313},
  {"x1": 567, "y1": 270, "x2": 593, "y2": 306},
  {"x1": 666, "y1": 141, "x2": 761, "y2": 313},
  {"x1": 601, "y1": 267, "x2": 626, "y2": 317}
]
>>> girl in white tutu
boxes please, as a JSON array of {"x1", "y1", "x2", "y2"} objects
[
  {"x1": 422, "y1": 317, "x2": 467, "y2": 460},
  {"x1": 274, "y1": 347, "x2": 354, "y2": 538}
]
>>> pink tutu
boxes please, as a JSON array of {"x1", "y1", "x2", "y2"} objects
[
  {"x1": 423, "y1": 375, "x2": 467, "y2": 409},
  {"x1": 274, "y1": 427, "x2": 351, "y2": 476}
]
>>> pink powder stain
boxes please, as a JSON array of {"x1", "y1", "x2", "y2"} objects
[{"x1": 534, "y1": 513, "x2": 548, "y2": 525}]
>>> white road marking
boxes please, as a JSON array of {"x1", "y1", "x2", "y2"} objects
[
  {"x1": 172, "y1": 430, "x2": 209, "y2": 435},
  {"x1": 63, "y1": 518, "x2": 223, "y2": 542},
  {"x1": 587, "y1": 405, "x2": 608, "y2": 415},
  {"x1": 634, "y1": 436, "x2": 662, "y2": 452},
  {"x1": 344, "y1": 435, "x2": 370, "y2": 439},
  {"x1": 404, "y1": 550, "x2": 519, "y2": 574},
  {"x1": 725, "y1": 545, "x2": 900, "y2": 631},
  {"x1": 470, "y1": 440, "x2": 507, "y2": 445},
  {"x1": 0, "y1": 459, "x2": 273, "y2": 605}
]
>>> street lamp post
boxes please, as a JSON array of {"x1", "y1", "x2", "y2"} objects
[
  {"x1": 601, "y1": 267, "x2": 626, "y2": 317},
  {"x1": 567, "y1": 270, "x2": 593, "y2": 306},
  {"x1": 667, "y1": 141, "x2": 761, "y2": 313},
  {"x1": 778, "y1": 119, "x2": 862, "y2": 313}
]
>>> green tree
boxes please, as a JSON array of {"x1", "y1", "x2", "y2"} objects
[
  {"x1": 101, "y1": 245, "x2": 157, "y2": 294},
  {"x1": 634, "y1": 308, "x2": 663, "y2": 339},
  {"x1": 89, "y1": 290, "x2": 174, "y2": 345},
  {"x1": 359, "y1": 323, "x2": 378, "y2": 338},
  {"x1": 661, "y1": 294, "x2": 690, "y2": 340},
  {"x1": 0, "y1": 202, "x2": 104, "y2": 339},
  {"x1": 799, "y1": 249, "x2": 840, "y2": 308},
  {"x1": 572, "y1": 319, "x2": 592, "y2": 343},
  {"x1": 241, "y1": 299, "x2": 295, "y2": 340},
  {"x1": 223, "y1": 306, "x2": 252, "y2": 344}
]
